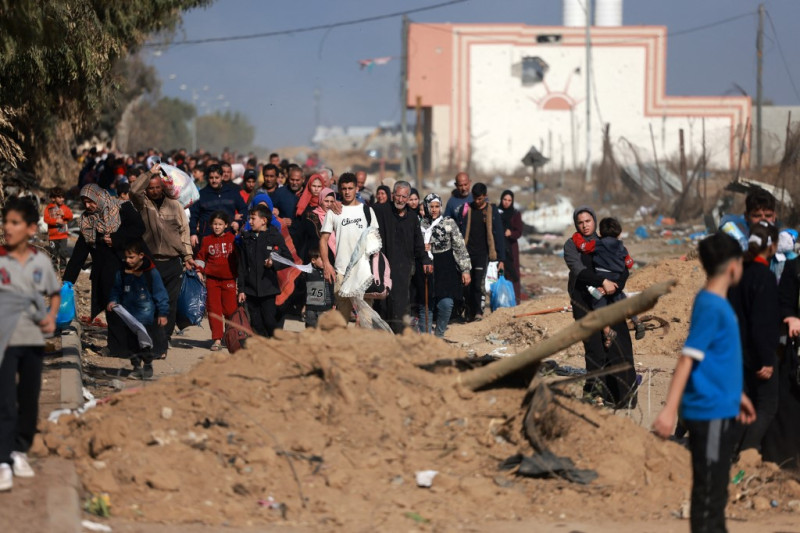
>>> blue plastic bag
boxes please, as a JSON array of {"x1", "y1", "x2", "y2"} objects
[
  {"x1": 56, "y1": 281, "x2": 76, "y2": 329},
  {"x1": 176, "y1": 270, "x2": 207, "y2": 328},
  {"x1": 490, "y1": 274, "x2": 516, "y2": 311}
]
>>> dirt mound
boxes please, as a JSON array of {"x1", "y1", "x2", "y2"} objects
[{"x1": 36, "y1": 315, "x2": 798, "y2": 529}]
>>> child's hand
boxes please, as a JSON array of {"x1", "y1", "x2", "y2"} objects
[
  {"x1": 106, "y1": 302, "x2": 117, "y2": 312},
  {"x1": 38, "y1": 315, "x2": 56, "y2": 335},
  {"x1": 264, "y1": 258, "x2": 273, "y2": 268},
  {"x1": 196, "y1": 272, "x2": 204, "y2": 282},
  {"x1": 651, "y1": 409, "x2": 675, "y2": 439},
  {"x1": 157, "y1": 316, "x2": 167, "y2": 327},
  {"x1": 738, "y1": 393, "x2": 757, "y2": 425},
  {"x1": 238, "y1": 292, "x2": 246, "y2": 304}
]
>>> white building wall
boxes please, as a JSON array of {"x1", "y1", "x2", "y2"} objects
[{"x1": 468, "y1": 43, "x2": 734, "y2": 174}]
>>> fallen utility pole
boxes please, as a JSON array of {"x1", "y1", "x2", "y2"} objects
[{"x1": 457, "y1": 280, "x2": 677, "y2": 391}]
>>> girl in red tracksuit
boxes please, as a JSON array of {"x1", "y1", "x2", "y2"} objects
[{"x1": 195, "y1": 211, "x2": 238, "y2": 351}]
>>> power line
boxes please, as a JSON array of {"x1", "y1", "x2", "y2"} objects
[
  {"x1": 411, "y1": 10, "x2": 755, "y2": 46},
  {"x1": 143, "y1": 0, "x2": 468, "y2": 48},
  {"x1": 764, "y1": 9, "x2": 800, "y2": 103}
]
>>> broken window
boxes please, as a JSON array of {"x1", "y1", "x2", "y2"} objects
[{"x1": 521, "y1": 56, "x2": 548, "y2": 86}]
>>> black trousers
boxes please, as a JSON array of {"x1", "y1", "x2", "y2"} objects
[
  {"x1": 154, "y1": 257, "x2": 184, "y2": 345},
  {"x1": 247, "y1": 295, "x2": 278, "y2": 337},
  {"x1": 466, "y1": 256, "x2": 488, "y2": 320},
  {"x1": 0, "y1": 346, "x2": 44, "y2": 465},
  {"x1": 384, "y1": 268, "x2": 413, "y2": 334},
  {"x1": 685, "y1": 418, "x2": 736, "y2": 533},
  {"x1": 739, "y1": 369, "x2": 779, "y2": 452}
]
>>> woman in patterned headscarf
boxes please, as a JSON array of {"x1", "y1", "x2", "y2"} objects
[
  {"x1": 418, "y1": 193, "x2": 472, "y2": 337},
  {"x1": 64, "y1": 184, "x2": 149, "y2": 354}
]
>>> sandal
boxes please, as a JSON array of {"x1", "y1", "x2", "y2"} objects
[
  {"x1": 210, "y1": 341, "x2": 222, "y2": 351},
  {"x1": 603, "y1": 329, "x2": 617, "y2": 349},
  {"x1": 634, "y1": 321, "x2": 646, "y2": 341}
]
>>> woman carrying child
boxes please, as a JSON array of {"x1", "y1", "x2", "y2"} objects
[
  {"x1": 728, "y1": 221, "x2": 780, "y2": 454},
  {"x1": 563, "y1": 206, "x2": 637, "y2": 407},
  {"x1": 195, "y1": 211, "x2": 238, "y2": 351},
  {"x1": 418, "y1": 193, "x2": 471, "y2": 337}
]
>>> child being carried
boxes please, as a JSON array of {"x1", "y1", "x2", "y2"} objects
[{"x1": 572, "y1": 217, "x2": 645, "y2": 348}]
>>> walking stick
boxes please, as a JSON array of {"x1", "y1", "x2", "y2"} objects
[{"x1": 424, "y1": 274, "x2": 430, "y2": 333}]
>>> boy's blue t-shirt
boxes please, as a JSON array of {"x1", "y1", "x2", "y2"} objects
[{"x1": 680, "y1": 290, "x2": 743, "y2": 421}]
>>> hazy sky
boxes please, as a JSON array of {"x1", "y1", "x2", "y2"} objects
[{"x1": 146, "y1": 0, "x2": 800, "y2": 150}]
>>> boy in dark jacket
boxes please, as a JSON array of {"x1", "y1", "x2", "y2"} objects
[
  {"x1": 237, "y1": 205, "x2": 292, "y2": 337},
  {"x1": 107, "y1": 240, "x2": 169, "y2": 380}
]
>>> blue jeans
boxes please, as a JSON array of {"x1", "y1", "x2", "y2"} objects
[{"x1": 418, "y1": 298, "x2": 454, "y2": 337}]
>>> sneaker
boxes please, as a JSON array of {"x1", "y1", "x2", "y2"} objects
[
  {"x1": 10, "y1": 452, "x2": 34, "y2": 478},
  {"x1": 0, "y1": 463, "x2": 11, "y2": 491},
  {"x1": 142, "y1": 364, "x2": 154, "y2": 380},
  {"x1": 128, "y1": 367, "x2": 144, "y2": 380},
  {"x1": 634, "y1": 321, "x2": 647, "y2": 341}
]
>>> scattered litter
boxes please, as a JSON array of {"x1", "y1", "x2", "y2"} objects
[
  {"x1": 48, "y1": 387, "x2": 97, "y2": 423},
  {"x1": 84, "y1": 492, "x2": 111, "y2": 518},
  {"x1": 500, "y1": 452, "x2": 598, "y2": 485},
  {"x1": 415, "y1": 470, "x2": 438, "y2": 488},
  {"x1": 405, "y1": 511, "x2": 430, "y2": 524},
  {"x1": 81, "y1": 520, "x2": 112, "y2": 532},
  {"x1": 485, "y1": 333, "x2": 506, "y2": 345},
  {"x1": 161, "y1": 407, "x2": 173, "y2": 420},
  {"x1": 635, "y1": 226, "x2": 650, "y2": 239},
  {"x1": 257, "y1": 496, "x2": 288, "y2": 519},
  {"x1": 488, "y1": 347, "x2": 512, "y2": 357}
]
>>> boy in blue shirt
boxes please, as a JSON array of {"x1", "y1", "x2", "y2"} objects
[{"x1": 653, "y1": 232, "x2": 756, "y2": 532}]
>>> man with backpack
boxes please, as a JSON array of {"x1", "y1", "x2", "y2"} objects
[
  {"x1": 320, "y1": 172, "x2": 378, "y2": 323},
  {"x1": 374, "y1": 181, "x2": 432, "y2": 333}
]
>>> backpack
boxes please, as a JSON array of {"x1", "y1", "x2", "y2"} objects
[
  {"x1": 362, "y1": 204, "x2": 392, "y2": 300},
  {"x1": 224, "y1": 305, "x2": 252, "y2": 354}
]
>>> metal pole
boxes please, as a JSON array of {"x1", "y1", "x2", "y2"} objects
[
  {"x1": 585, "y1": 0, "x2": 592, "y2": 183},
  {"x1": 401, "y1": 15, "x2": 410, "y2": 177},
  {"x1": 757, "y1": 3, "x2": 764, "y2": 170},
  {"x1": 415, "y1": 95, "x2": 424, "y2": 195},
  {"x1": 702, "y1": 118, "x2": 707, "y2": 215}
]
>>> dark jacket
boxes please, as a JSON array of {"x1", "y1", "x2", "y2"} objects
[
  {"x1": 108, "y1": 257, "x2": 169, "y2": 326},
  {"x1": 373, "y1": 203, "x2": 431, "y2": 277},
  {"x1": 455, "y1": 202, "x2": 505, "y2": 262},
  {"x1": 778, "y1": 257, "x2": 800, "y2": 320},
  {"x1": 237, "y1": 226, "x2": 292, "y2": 298},
  {"x1": 189, "y1": 184, "x2": 248, "y2": 237},
  {"x1": 64, "y1": 201, "x2": 150, "y2": 318},
  {"x1": 272, "y1": 186, "x2": 301, "y2": 219},
  {"x1": 593, "y1": 237, "x2": 629, "y2": 286},
  {"x1": 729, "y1": 260, "x2": 780, "y2": 371}
]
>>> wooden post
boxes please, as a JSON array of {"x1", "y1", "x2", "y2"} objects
[
  {"x1": 415, "y1": 95, "x2": 424, "y2": 196},
  {"x1": 649, "y1": 123, "x2": 664, "y2": 197},
  {"x1": 457, "y1": 280, "x2": 677, "y2": 391}
]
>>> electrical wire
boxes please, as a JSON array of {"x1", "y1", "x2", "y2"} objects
[
  {"x1": 411, "y1": 10, "x2": 755, "y2": 47},
  {"x1": 764, "y1": 9, "x2": 800, "y2": 103},
  {"x1": 143, "y1": 0, "x2": 468, "y2": 48}
]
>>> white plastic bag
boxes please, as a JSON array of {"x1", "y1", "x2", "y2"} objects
[
  {"x1": 484, "y1": 261, "x2": 499, "y2": 293},
  {"x1": 160, "y1": 163, "x2": 200, "y2": 207}
]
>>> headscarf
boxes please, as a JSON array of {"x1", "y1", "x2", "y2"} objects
[
  {"x1": 572, "y1": 205, "x2": 597, "y2": 232},
  {"x1": 422, "y1": 193, "x2": 442, "y2": 220},
  {"x1": 498, "y1": 190, "x2": 516, "y2": 230},
  {"x1": 375, "y1": 185, "x2": 391, "y2": 204},
  {"x1": 314, "y1": 188, "x2": 337, "y2": 255},
  {"x1": 250, "y1": 193, "x2": 281, "y2": 231},
  {"x1": 421, "y1": 193, "x2": 444, "y2": 260},
  {"x1": 79, "y1": 184, "x2": 121, "y2": 245},
  {"x1": 295, "y1": 174, "x2": 324, "y2": 217}
]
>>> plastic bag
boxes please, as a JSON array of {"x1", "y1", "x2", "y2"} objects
[
  {"x1": 484, "y1": 261, "x2": 499, "y2": 293},
  {"x1": 160, "y1": 163, "x2": 200, "y2": 208},
  {"x1": 176, "y1": 270, "x2": 207, "y2": 329},
  {"x1": 490, "y1": 274, "x2": 516, "y2": 311},
  {"x1": 56, "y1": 281, "x2": 76, "y2": 328}
]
